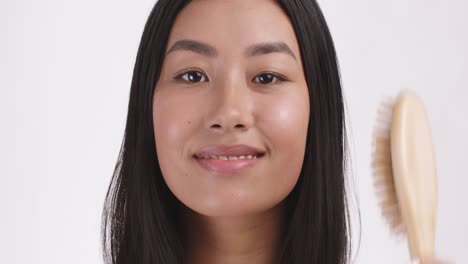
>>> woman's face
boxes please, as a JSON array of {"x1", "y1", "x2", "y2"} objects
[{"x1": 153, "y1": 0, "x2": 309, "y2": 217}]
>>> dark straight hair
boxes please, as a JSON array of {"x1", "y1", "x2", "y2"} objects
[{"x1": 102, "y1": 0, "x2": 352, "y2": 263}]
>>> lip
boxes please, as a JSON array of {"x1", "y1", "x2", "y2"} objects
[
  {"x1": 194, "y1": 144, "x2": 265, "y2": 158},
  {"x1": 193, "y1": 144, "x2": 266, "y2": 174}
]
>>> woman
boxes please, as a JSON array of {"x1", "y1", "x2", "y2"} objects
[{"x1": 102, "y1": 0, "x2": 351, "y2": 263}]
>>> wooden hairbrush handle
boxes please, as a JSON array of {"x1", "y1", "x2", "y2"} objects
[{"x1": 391, "y1": 90, "x2": 438, "y2": 261}]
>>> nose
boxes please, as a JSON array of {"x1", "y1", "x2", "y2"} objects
[{"x1": 205, "y1": 74, "x2": 254, "y2": 133}]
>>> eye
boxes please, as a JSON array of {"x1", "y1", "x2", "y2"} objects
[
  {"x1": 253, "y1": 72, "x2": 286, "y2": 85},
  {"x1": 175, "y1": 70, "x2": 209, "y2": 83}
]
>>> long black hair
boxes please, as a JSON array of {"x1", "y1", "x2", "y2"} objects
[{"x1": 102, "y1": 0, "x2": 352, "y2": 263}]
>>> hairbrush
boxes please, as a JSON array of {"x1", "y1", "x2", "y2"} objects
[{"x1": 371, "y1": 90, "x2": 438, "y2": 263}]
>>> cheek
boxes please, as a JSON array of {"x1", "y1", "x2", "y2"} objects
[
  {"x1": 152, "y1": 92, "x2": 197, "y2": 166},
  {"x1": 258, "y1": 91, "x2": 309, "y2": 151},
  {"x1": 153, "y1": 91, "x2": 208, "y2": 213},
  {"x1": 256, "y1": 91, "x2": 310, "y2": 190}
]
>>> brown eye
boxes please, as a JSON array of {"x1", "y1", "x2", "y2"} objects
[
  {"x1": 177, "y1": 70, "x2": 208, "y2": 83},
  {"x1": 253, "y1": 73, "x2": 285, "y2": 85}
]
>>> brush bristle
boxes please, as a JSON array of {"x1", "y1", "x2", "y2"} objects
[{"x1": 371, "y1": 97, "x2": 406, "y2": 237}]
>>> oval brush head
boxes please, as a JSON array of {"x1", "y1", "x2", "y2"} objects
[{"x1": 372, "y1": 90, "x2": 438, "y2": 262}]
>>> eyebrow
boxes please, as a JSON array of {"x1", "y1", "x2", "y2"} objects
[{"x1": 166, "y1": 39, "x2": 297, "y2": 60}]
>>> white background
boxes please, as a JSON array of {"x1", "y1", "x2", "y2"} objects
[{"x1": 1, "y1": 0, "x2": 467, "y2": 263}]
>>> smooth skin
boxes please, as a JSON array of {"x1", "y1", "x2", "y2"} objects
[{"x1": 152, "y1": 0, "x2": 309, "y2": 263}]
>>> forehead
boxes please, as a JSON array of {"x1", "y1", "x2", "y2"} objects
[{"x1": 167, "y1": 0, "x2": 300, "y2": 58}]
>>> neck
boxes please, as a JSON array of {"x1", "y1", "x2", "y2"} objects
[{"x1": 181, "y1": 202, "x2": 285, "y2": 264}]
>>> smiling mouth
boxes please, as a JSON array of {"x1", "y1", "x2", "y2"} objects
[
  {"x1": 192, "y1": 152, "x2": 265, "y2": 174},
  {"x1": 193, "y1": 153, "x2": 265, "y2": 160}
]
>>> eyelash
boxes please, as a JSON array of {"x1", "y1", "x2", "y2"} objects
[{"x1": 173, "y1": 70, "x2": 287, "y2": 85}]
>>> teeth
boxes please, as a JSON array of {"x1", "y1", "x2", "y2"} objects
[{"x1": 198, "y1": 154, "x2": 261, "y2": 160}]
